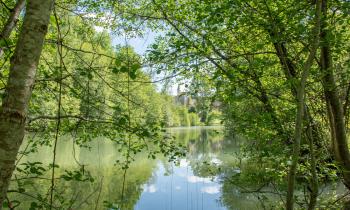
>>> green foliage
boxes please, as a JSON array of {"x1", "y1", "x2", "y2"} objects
[
  {"x1": 2, "y1": 0, "x2": 350, "y2": 208},
  {"x1": 16, "y1": 162, "x2": 47, "y2": 176},
  {"x1": 60, "y1": 169, "x2": 94, "y2": 182},
  {"x1": 207, "y1": 110, "x2": 222, "y2": 126},
  {"x1": 1, "y1": 3, "x2": 189, "y2": 208},
  {"x1": 188, "y1": 112, "x2": 200, "y2": 126},
  {"x1": 177, "y1": 106, "x2": 190, "y2": 126}
]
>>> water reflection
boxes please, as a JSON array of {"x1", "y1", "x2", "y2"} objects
[
  {"x1": 136, "y1": 159, "x2": 225, "y2": 210},
  {"x1": 10, "y1": 126, "x2": 261, "y2": 210}
]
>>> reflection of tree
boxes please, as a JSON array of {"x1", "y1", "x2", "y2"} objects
[
  {"x1": 10, "y1": 127, "x2": 251, "y2": 210},
  {"x1": 169, "y1": 127, "x2": 227, "y2": 155},
  {"x1": 171, "y1": 127, "x2": 237, "y2": 178},
  {"x1": 9, "y1": 138, "x2": 157, "y2": 209},
  {"x1": 220, "y1": 178, "x2": 265, "y2": 210},
  {"x1": 109, "y1": 157, "x2": 156, "y2": 210},
  {"x1": 159, "y1": 158, "x2": 173, "y2": 176},
  {"x1": 174, "y1": 128, "x2": 268, "y2": 209}
]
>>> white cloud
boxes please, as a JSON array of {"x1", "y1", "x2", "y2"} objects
[{"x1": 175, "y1": 186, "x2": 181, "y2": 190}]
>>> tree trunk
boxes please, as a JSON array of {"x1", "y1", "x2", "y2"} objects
[
  {"x1": 0, "y1": 0, "x2": 53, "y2": 207},
  {"x1": 0, "y1": 0, "x2": 26, "y2": 57},
  {"x1": 272, "y1": 38, "x2": 323, "y2": 147},
  {"x1": 320, "y1": 0, "x2": 350, "y2": 189},
  {"x1": 305, "y1": 111, "x2": 319, "y2": 210},
  {"x1": 286, "y1": 0, "x2": 322, "y2": 209}
]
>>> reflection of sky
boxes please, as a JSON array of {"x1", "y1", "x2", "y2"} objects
[{"x1": 135, "y1": 159, "x2": 226, "y2": 210}]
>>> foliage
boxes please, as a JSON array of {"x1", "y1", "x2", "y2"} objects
[{"x1": 1, "y1": 0, "x2": 350, "y2": 208}]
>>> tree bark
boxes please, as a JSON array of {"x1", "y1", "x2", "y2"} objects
[
  {"x1": 0, "y1": 0, "x2": 53, "y2": 207},
  {"x1": 286, "y1": 0, "x2": 322, "y2": 209},
  {"x1": 0, "y1": 0, "x2": 26, "y2": 57},
  {"x1": 320, "y1": 0, "x2": 350, "y2": 189}
]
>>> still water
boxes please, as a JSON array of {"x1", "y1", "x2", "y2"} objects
[
  {"x1": 11, "y1": 126, "x2": 267, "y2": 209},
  {"x1": 135, "y1": 127, "x2": 229, "y2": 210}
]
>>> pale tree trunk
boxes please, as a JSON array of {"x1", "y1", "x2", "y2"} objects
[
  {"x1": 320, "y1": 0, "x2": 350, "y2": 191},
  {"x1": 0, "y1": 0, "x2": 26, "y2": 57},
  {"x1": 0, "y1": 0, "x2": 53, "y2": 207},
  {"x1": 286, "y1": 0, "x2": 322, "y2": 209}
]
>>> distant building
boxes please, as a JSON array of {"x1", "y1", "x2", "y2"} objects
[
  {"x1": 174, "y1": 85, "x2": 221, "y2": 109},
  {"x1": 175, "y1": 85, "x2": 193, "y2": 107}
]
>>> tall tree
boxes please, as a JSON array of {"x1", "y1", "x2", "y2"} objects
[
  {"x1": 0, "y1": 0, "x2": 54, "y2": 206},
  {"x1": 286, "y1": 1, "x2": 322, "y2": 209},
  {"x1": 320, "y1": 0, "x2": 350, "y2": 191}
]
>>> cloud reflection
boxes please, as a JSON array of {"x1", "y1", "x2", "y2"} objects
[
  {"x1": 143, "y1": 184, "x2": 157, "y2": 193},
  {"x1": 187, "y1": 176, "x2": 212, "y2": 183},
  {"x1": 179, "y1": 159, "x2": 189, "y2": 168},
  {"x1": 201, "y1": 186, "x2": 220, "y2": 194}
]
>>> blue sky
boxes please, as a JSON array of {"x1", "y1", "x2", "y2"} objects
[
  {"x1": 93, "y1": 26, "x2": 158, "y2": 55},
  {"x1": 95, "y1": 27, "x2": 180, "y2": 95},
  {"x1": 111, "y1": 30, "x2": 158, "y2": 55}
]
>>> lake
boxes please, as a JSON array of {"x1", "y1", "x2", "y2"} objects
[{"x1": 8, "y1": 126, "x2": 343, "y2": 209}]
